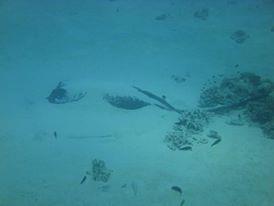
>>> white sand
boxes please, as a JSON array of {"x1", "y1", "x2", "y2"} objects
[{"x1": 1, "y1": 0, "x2": 274, "y2": 205}]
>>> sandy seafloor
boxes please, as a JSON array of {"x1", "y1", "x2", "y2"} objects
[{"x1": 1, "y1": 0, "x2": 274, "y2": 205}]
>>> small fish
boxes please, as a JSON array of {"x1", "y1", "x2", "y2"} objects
[
  {"x1": 211, "y1": 138, "x2": 221, "y2": 147},
  {"x1": 207, "y1": 130, "x2": 220, "y2": 139},
  {"x1": 171, "y1": 186, "x2": 182, "y2": 195},
  {"x1": 54, "y1": 131, "x2": 57, "y2": 139},
  {"x1": 179, "y1": 146, "x2": 192, "y2": 151},
  {"x1": 80, "y1": 175, "x2": 87, "y2": 184},
  {"x1": 155, "y1": 14, "x2": 167, "y2": 21},
  {"x1": 179, "y1": 199, "x2": 185, "y2": 206},
  {"x1": 131, "y1": 182, "x2": 138, "y2": 196},
  {"x1": 121, "y1": 184, "x2": 127, "y2": 188}
]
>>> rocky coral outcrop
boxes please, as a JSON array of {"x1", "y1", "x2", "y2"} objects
[
  {"x1": 199, "y1": 72, "x2": 274, "y2": 139},
  {"x1": 199, "y1": 72, "x2": 273, "y2": 111}
]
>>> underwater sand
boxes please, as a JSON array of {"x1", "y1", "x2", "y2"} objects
[{"x1": 1, "y1": 0, "x2": 274, "y2": 205}]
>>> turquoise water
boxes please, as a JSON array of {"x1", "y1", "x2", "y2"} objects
[{"x1": 1, "y1": 0, "x2": 274, "y2": 205}]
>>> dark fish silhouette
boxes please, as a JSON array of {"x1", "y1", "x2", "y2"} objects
[
  {"x1": 211, "y1": 139, "x2": 221, "y2": 147},
  {"x1": 180, "y1": 199, "x2": 185, "y2": 206},
  {"x1": 171, "y1": 186, "x2": 182, "y2": 195},
  {"x1": 80, "y1": 175, "x2": 87, "y2": 184},
  {"x1": 53, "y1": 131, "x2": 57, "y2": 139},
  {"x1": 132, "y1": 86, "x2": 183, "y2": 114},
  {"x1": 179, "y1": 146, "x2": 192, "y2": 151}
]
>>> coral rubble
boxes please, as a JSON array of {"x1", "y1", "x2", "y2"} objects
[
  {"x1": 164, "y1": 109, "x2": 210, "y2": 150},
  {"x1": 92, "y1": 159, "x2": 112, "y2": 182}
]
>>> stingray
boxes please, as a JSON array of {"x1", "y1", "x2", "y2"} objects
[{"x1": 47, "y1": 82, "x2": 86, "y2": 104}]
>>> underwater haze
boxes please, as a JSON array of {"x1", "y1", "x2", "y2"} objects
[{"x1": 1, "y1": 0, "x2": 274, "y2": 205}]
